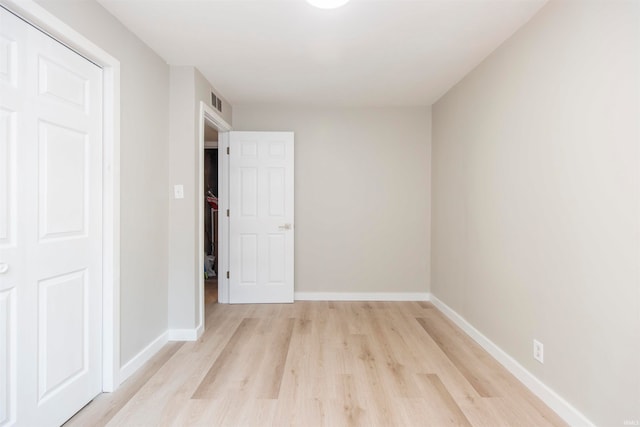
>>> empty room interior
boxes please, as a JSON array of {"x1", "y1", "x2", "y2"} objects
[{"x1": 0, "y1": 0, "x2": 638, "y2": 426}]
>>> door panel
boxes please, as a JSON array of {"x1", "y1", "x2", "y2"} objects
[
  {"x1": 0, "y1": 35, "x2": 17, "y2": 87},
  {"x1": 229, "y1": 132, "x2": 294, "y2": 303},
  {"x1": 38, "y1": 121, "x2": 88, "y2": 239},
  {"x1": 0, "y1": 289, "x2": 16, "y2": 426},
  {"x1": 37, "y1": 270, "x2": 87, "y2": 402},
  {"x1": 0, "y1": 7, "x2": 103, "y2": 426},
  {"x1": 0, "y1": 109, "x2": 15, "y2": 247},
  {"x1": 240, "y1": 233, "x2": 258, "y2": 283},
  {"x1": 240, "y1": 167, "x2": 258, "y2": 216},
  {"x1": 38, "y1": 56, "x2": 89, "y2": 111},
  {"x1": 267, "y1": 234, "x2": 285, "y2": 282},
  {"x1": 267, "y1": 168, "x2": 285, "y2": 216}
]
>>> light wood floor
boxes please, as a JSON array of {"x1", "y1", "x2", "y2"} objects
[
  {"x1": 66, "y1": 301, "x2": 567, "y2": 426},
  {"x1": 205, "y1": 278, "x2": 218, "y2": 304}
]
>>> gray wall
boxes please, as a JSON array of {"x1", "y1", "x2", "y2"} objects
[
  {"x1": 168, "y1": 66, "x2": 196, "y2": 329},
  {"x1": 195, "y1": 68, "x2": 232, "y2": 126},
  {"x1": 431, "y1": 1, "x2": 639, "y2": 425},
  {"x1": 233, "y1": 106, "x2": 431, "y2": 295},
  {"x1": 168, "y1": 66, "x2": 231, "y2": 329},
  {"x1": 34, "y1": 0, "x2": 170, "y2": 365}
]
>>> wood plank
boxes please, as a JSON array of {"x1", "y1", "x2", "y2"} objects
[
  {"x1": 254, "y1": 317, "x2": 295, "y2": 398},
  {"x1": 416, "y1": 316, "x2": 498, "y2": 397},
  {"x1": 64, "y1": 342, "x2": 184, "y2": 427},
  {"x1": 191, "y1": 317, "x2": 259, "y2": 399},
  {"x1": 420, "y1": 373, "x2": 473, "y2": 426}
]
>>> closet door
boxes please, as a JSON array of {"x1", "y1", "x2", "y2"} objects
[{"x1": 0, "y1": 7, "x2": 103, "y2": 426}]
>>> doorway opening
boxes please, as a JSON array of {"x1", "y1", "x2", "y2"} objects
[
  {"x1": 203, "y1": 125, "x2": 219, "y2": 305},
  {"x1": 197, "y1": 101, "x2": 231, "y2": 333}
]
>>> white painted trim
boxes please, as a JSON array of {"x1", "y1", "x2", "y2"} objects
[
  {"x1": 197, "y1": 101, "x2": 232, "y2": 338},
  {"x1": 430, "y1": 295, "x2": 596, "y2": 427},
  {"x1": 118, "y1": 331, "x2": 167, "y2": 385},
  {"x1": 168, "y1": 328, "x2": 200, "y2": 342},
  {"x1": 1, "y1": 0, "x2": 121, "y2": 392},
  {"x1": 217, "y1": 131, "x2": 230, "y2": 304},
  {"x1": 197, "y1": 104, "x2": 205, "y2": 340},
  {"x1": 295, "y1": 292, "x2": 431, "y2": 301},
  {"x1": 100, "y1": 58, "x2": 121, "y2": 394},
  {"x1": 195, "y1": 321, "x2": 204, "y2": 339}
]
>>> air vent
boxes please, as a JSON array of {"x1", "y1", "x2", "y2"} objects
[{"x1": 210, "y1": 92, "x2": 223, "y2": 113}]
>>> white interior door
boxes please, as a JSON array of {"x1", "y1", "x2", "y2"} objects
[
  {"x1": 229, "y1": 131, "x2": 294, "y2": 304},
  {"x1": 0, "y1": 7, "x2": 103, "y2": 426}
]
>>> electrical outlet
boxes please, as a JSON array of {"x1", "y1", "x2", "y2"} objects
[{"x1": 533, "y1": 339, "x2": 544, "y2": 364}]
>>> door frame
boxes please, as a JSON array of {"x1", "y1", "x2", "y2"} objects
[
  {"x1": 198, "y1": 102, "x2": 231, "y2": 328},
  {"x1": 1, "y1": 0, "x2": 122, "y2": 392}
]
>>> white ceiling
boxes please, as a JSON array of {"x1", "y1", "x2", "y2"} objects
[{"x1": 97, "y1": 0, "x2": 547, "y2": 107}]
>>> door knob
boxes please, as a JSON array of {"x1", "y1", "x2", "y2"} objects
[
  {"x1": 0, "y1": 263, "x2": 8, "y2": 274},
  {"x1": 278, "y1": 223, "x2": 292, "y2": 230}
]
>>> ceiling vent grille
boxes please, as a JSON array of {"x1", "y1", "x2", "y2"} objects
[{"x1": 211, "y1": 92, "x2": 223, "y2": 113}]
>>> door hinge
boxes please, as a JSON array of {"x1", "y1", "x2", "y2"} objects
[
  {"x1": 226, "y1": 209, "x2": 230, "y2": 217},
  {"x1": 226, "y1": 147, "x2": 230, "y2": 155},
  {"x1": 226, "y1": 271, "x2": 230, "y2": 279}
]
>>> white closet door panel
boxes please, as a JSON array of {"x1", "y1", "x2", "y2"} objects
[
  {"x1": 0, "y1": 109, "x2": 16, "y2": 248},
  {"x1": 0, "y1": 7, "x2": 103, "y2": 426},
  {"x1": 37, "y1": 270, "x2": 88, "y2": 402},
  {"x1": 0, "y1": 34, "x2": 17, "y2": 87},
  {"x1": 38, "y1": 121, "x2": 89, "y2": 240},
  {"x1": 37, "y1": 55, "x2": 89, "y2": 112},
  {"x1": 0, "y1": 10, "x2": 22, "y2": 427}
]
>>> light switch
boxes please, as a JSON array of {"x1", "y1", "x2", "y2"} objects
[{"x1": 174, "y1": 184, "x2": 184, "y2": 199}]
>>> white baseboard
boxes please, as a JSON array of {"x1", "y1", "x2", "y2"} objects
[
  {"x1": 168, "y1": 327, "x2": 200, "y2": 341},
  {"x1": 119, "y1": 330, "x2": 168, "y2": 384},
  {"x1": 118, "y1": 324, "x2": 202, "y2": 384},
  {"x1": 294, "y1": 292, "x2": 430, "y2": 301},
  {"x1": 430, "y1": 295, "x2": 595, "y2": 427}
]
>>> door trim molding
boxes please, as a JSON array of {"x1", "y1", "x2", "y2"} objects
[
  {"x1": 198, "y1": 102, "x2": 231, "y2": 334},
  {"x1": 1, "y1": 0, "x2": 122, "y2": 392}
]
